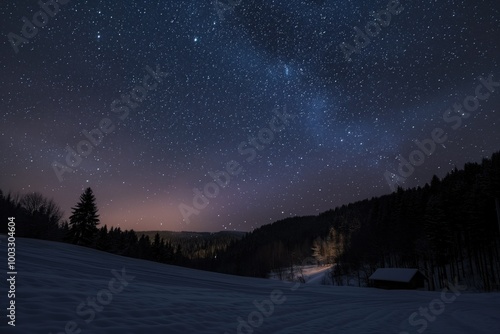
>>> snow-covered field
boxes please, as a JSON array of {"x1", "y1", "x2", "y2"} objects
[{"x1": 1, "y1": 235, "x2": 499, "y2": 334}]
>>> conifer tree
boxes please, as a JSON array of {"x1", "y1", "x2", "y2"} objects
[{"x1": 69, "y1": 187, "x2": 100, "y2": 246}]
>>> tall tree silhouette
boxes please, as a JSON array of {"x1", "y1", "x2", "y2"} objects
[{"x1": 69, "y1": 187, "x2": 100, "y2": 246}]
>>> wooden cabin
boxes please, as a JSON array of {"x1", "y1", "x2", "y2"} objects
[{"x1": 369, "y1": 268, "x2": 426, "y2": 290}]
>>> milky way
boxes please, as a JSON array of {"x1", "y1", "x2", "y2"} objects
[{"x1": 1, "y1": 0, "x2": 499, "y2": 231}]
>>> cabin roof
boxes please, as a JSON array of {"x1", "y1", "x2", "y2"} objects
[{"x1": 369, "y1": 268, "x2": 422, "y2": 283}]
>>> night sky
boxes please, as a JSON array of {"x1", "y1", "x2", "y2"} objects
[{"x1": 1, "y1": 0, "x2": 499, "y2": 232}]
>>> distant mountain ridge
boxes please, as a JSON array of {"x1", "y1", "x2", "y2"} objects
[
  {"x1": 137, "y1": 230, "x2": 246, "y2": 240},
  {"x1": 137, "y1": 230, "x2": 246, "y2": 262}
]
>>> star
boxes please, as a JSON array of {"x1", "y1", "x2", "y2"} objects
[{"x1": 0, "y1": 0, "x2": 498, "y2": 232}]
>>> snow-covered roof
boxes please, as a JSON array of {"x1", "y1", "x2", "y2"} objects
[{"x1": 369, "y1": 268, "x2": 421, "y2": 283}]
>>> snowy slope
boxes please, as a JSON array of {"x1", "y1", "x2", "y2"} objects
[{"x1": 1, "y1": 235, "x2": 499, "y2": 334}]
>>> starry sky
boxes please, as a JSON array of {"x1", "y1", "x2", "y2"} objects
[{"x1": 1, "y1": 0, "x2": 499, "y2": 232}]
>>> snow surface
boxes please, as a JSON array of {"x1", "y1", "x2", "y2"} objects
[{"x1": 1, "y1": 235, "x2": 499, "y2": 334}]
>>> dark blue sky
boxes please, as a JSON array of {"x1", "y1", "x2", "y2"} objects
[{"x1": 1, "y1": 0, "x2": 499, "y2": 232}]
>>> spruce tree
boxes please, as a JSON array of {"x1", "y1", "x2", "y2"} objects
[{"x1": 69, "y1": 187, "x2": 100, "y2": 246}]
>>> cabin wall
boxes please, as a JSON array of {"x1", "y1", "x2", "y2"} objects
[{"x1": 372, "y1": 277, "x2": 424, "y2": 290}]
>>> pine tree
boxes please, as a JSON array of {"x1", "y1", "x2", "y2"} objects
[
  {"x1": 68, "y1": 187, "x2": 100, "y2": 246},
  {"x1": 96, "y1": 225, "x2": 110, "y2": 251}
]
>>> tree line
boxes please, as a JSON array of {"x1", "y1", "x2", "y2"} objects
[
  {"x1": 213, "y1": 152, "x2": 500, "y2": 291},
  {"x1": 1, "y1": 188, "x2": 192, "y2": 267},
  {"x1": 0, "y1": 187, "x2": 243, "y2": 269},
  {"x1": 1, "y1": 151, "x2": 499, "y2": 291}
]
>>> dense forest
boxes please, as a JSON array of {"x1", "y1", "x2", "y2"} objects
[
  {"x1": 1, "y1": 151, "x2": 499, "y2": 291},
  {"x1": 137, "y1": 230, "x2": 244, "y2": 261},
  {"x1": 214, "y1": 151, "x2": 500, "y2": 291}
]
